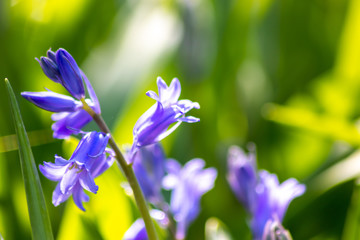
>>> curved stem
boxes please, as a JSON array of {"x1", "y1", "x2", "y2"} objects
[{"x1": 81, "y1": 99, "x2": 158, "y2": 240}]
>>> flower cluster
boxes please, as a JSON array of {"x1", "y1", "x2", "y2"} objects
[
  {"x1": 22, "y1": 49, "x2": 113, "y2": 210},
  {"x1": 22, "y1": 48, "x2": 203, "y2": 221},
  {"x1": 227, "y1": 146, "x2": 306, "y2": 239},
  {"x1": 21, "y1": 48, "x2": 100, "y2": 139},
  {"x1": 125, "y1": 144, "x2": 217, "y2": 240},
  {"x1": 123, "y1": 77, "x2": 209, "y2": 239}
]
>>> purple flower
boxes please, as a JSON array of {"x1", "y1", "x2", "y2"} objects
[
  {"x1": 36, "y1": 48, "x2": 85, "y2": 99},
  {"x1": 123, "y1": 210, "x2": 168, "y2": 240},
  {"x1": 251, "y1": 170, "x2": 305, "y2": 239},
  {"x1": 227, "y1": 145, "x2": 306, "y2": 239},
  {"x1": 130, "y1": 77, "x2": 200, "y2": 158},
  {"x1": 22, "y1": 51, "x2": 101, "y2": 139},
  {"x1": 123, "y1": 219, "x2": 148, "y2": 240},
  {"x1": 163, "y1": 158, "x2": 217, "y2": 239},
  {"x1": 132, "y1": 143, "x2": 166, "y2": 205},
  {"x1": 39, "y1": 132, "x2": 114, "y2": 211},
  {"x1": 227, "y1": 145, "x2": 257, "y2": 212}
]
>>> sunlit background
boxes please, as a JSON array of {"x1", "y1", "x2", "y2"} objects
[{"x1": 1, "y1": 0, "x2": 360, "y2": 239}]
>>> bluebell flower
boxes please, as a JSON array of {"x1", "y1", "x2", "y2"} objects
[
  {"x1": 163, "y1": 158, "x2": 217, "y2": 239},
  {"x1": 22, "y1": 49, "x2": 101, "y2": 139},
  {"x1": 131, "y1": 143, "x2": 166, "y2": 205},
  {"x1": 227, "y1": 145, "x2": 257, "y2": 212},
  {"x1": 130, "y1": 77, "x2": 200, "y2": 159},
  {"x1": 39, "y1": 132, "x2": 114, "y2": 211},
  {"x1": 251, "y1": 170, "x2": 305, "y2": 239},
  {"x1": 36, "y1": 48, "x2": 85, "y2": 100},
  {"x1": 227, "y1": 145, "x2": 306, "y2": 239}
]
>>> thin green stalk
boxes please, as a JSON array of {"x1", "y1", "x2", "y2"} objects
[{"x1": 81, "y1": 99, "x2": 158, "y2": 240}]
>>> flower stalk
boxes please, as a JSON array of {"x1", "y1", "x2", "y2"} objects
[{"x1": 81, "y1": 99, "x2": 158, "y2": 240}]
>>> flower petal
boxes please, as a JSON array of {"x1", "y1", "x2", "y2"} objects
[
  {"x1": 39, "y1": 161, "x2": 70, "y2": 181},
  {"x1": 54, "y1": 155, "x2": 70, "y2": 165},
  {"x1": 72, "y1": 183, "x2": 90, "y2": 211},
  {"x1": 146, "y1": 90, "x2": 160, "y2": 101},
  {"x1": 159, "y1": 78, "x2": 181, "y2": 106},
  {"x1": 81, "y1": 70, "x2": 101, "y2": 114},
  {"x1": 91, "y1": 155, "x2": 115, "y2": 178},
  {"x1": 79, "y1": 170, "x2": 98, "y2": 194},
  {"x1": 52, "y1": 183, "x2": 72, "y2": 207},
  {"x1": 51, "y1": 109, "x2": 92, "y2": 139},
  {"x1": 70, "y1": 132, "x2": 109, "y2": 166},
  {"x1": 60, "y1": 165, "x2": 80, "y2": 194},
  {"x1": 177, "y1": 116, "x2": 200, "y2": 123}
]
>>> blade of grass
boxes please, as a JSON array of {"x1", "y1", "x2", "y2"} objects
[{"x1": 5, "y1": 78, "x2": 54, "y2": 240}]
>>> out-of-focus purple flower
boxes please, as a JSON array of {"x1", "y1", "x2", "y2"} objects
[
  {"x1": 39, "y1": 132, "x2": 114, "y2": 211},
  {"x1": 123, "y1": 219, "x2": 148, "y2": 240},
  {"x1": 132, "y1": 143, "x2": 166, "y2": 205},
  {"x1": 22, "y1": 49, "x2": 101, "y2": 139},
  {"x1": 163, "y1": 158, "x2": 217, "y2": 239},
  {"x1": 36, "y1": 48, "x2": 85, "y2": 99},
  {"x1": 262, "y1": 218, "x2": 293, "y2": 240},
  {"x1": 227, "y1": 145, "x2": 257, "y2": 212},
  {"x1": 251, "y1": 170, "x2": 305, "y2": 239},
  {"x1": 130, "y1": 77, "x2": 200, "y2": 158},
  {"x1": 226, "y1": 145, "x2": 306, "y2": 239},
  {"x1": 123, "y1": 210, "x2": 168, "y2": 240}
]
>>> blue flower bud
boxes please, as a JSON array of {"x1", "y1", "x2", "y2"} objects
[
  {"x1": 36, "y1": 56, "x2": 61, "y2": 83},
  {"x1": 46, "y1": 49, "x2": 57, "y2": 62},
  {"x1": 55, "y1": 48, "x2": 85, "y2": 100},
  {"x1": 21, "y1": 91, "x2": 81, "y2": 112}
]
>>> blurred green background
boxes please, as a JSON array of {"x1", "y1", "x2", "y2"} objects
[{"x1": 1, "y1": 0, "x2": 360, "y2": 239}]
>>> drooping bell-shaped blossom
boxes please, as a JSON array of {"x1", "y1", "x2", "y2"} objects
[
  {"x1": 130, "y1": 77, "x2": 200, "y2": 159},
  {"x1": 163, "y1": 158, "x2": 217, "y2": 239},
  {"x1": 131, "y1": 143, "x2": 166, "y2": 205},
  {"x1": 22, "y1": 49, "x2": 101, "y2": 139},
  {"x1": 36, "y1": 48, "x2": 85, "y2": 99},
  {"x1": 39, "y1": 132, "x2": 114, "y2": 211},
  {"x1": 251, "y1": 171, "x2": 305, "y2": 239},
  {"x1": 227, "y1": 145, "x2": 257, "y2": 212}
]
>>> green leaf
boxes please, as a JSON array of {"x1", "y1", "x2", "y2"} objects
[
  {"x1": 342, "y1": 178, "x2": 360, "y2": 240},
  {"x1": 5, "y1": 79, "x2": 54, "y2": 240}
]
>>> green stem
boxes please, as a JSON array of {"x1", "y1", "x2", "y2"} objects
[{"x1": 81, "y1": 99, "x2": 158, "y2": 240}]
